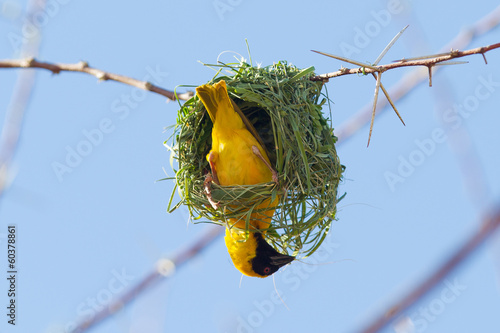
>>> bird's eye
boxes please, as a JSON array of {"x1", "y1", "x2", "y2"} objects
[{"x1": 263, "y1": 267, "x2": 271, "y2": 274}]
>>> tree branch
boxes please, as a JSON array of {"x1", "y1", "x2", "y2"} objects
[
  {"x1": 335, "y1": 3, "x2": 500, "y2": 144},
  {"x1": 0, "y1": 58, "x2": 194, "y2": 101},
  {"x1": 1, "y1": 43, "x2": 497, "y2": 105},
  {"x1": 311, "y1": 42, "x2": 500, "y2": 82},
  {"x1": 311, "y1": 28, "x2": 498, "y2": 145}
]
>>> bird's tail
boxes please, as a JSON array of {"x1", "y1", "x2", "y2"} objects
[{"x1": 196, "y1": 80, "x2": 242, "y2": 128}]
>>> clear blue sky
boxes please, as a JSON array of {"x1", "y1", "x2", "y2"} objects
[{"x1": 1, "y1": 0, "x2": 499, "y2": 332}]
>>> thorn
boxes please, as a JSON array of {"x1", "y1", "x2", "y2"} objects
[
  {"x1": 393, "y1": 52, "x2": 451, "y2": 62},
  {"x1": 311, "y1": 50, "x2": 379, "y2": 71},
  {"x1": 393, "y1": 57, "x2": 407, "y2": 63},
  {"x1": 373, "y1": 24, "x2": 409, "y2": 66},
  {"x1": 368, "y1": 72, "x2": 382, "y2": 147},
  {"x1": 428, "y1": 66, "x2": 433, "y2": 87},
  {"x1": 482, "y1": 52, "x2": 488, "y2": 65},
  {"x1": 434, "y1": 61, "x2": 468, "y2": 66},
  {"x1": 372, "y1": 73, "x2": 405, "y2": 126}
]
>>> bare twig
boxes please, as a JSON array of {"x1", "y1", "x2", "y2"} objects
[
  {"x1": 1, "y1": 43, "x2": 497, "y2": 151},
  {"x1": 71, "y1": 225, "x2": 223, "y2": 333},
  {"x1": 0, "y1": 58, "x2": 194, "y2": 101},
  {"x1": 311, "y1": 43, "x2": 500, "y2": 82},
  {"x1": 358, "y1": 205, "x2": 500, "y2": 333},
  {"x1": 4, "y1": 43, "x2": 496, "y2": 104},
  {"x1": 313, "y1": 26, "x2": 410, "y2": 146},
  {"x1": 335, "y1": 4, "x2": 500, "y2": 143},
  {"x1": 312, "y1": 31, "x2": 498, "y2": 145}
]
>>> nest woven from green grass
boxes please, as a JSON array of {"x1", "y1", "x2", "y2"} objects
[{"x1": 167, "y1": 60, "x2": 344, "y2": 257}]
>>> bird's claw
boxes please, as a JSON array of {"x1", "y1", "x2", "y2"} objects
[
  {"x1": 204, "y1": 174, "x2": 220, "y2": 210},
  {"x1": 252, "y1": 145, "x2": 279, "y2": 185}
]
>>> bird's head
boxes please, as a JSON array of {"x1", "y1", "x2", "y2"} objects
[{"x1": 225, "y1": 230, "x2": 295, "y2": 278}]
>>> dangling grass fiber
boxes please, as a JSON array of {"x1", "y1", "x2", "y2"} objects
[{"x1": 166, "y1": 59, "x2": 344, "y2": 258}]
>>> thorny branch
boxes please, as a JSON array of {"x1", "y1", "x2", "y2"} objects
[
  {"x1": 0, "y1": 58, "x2": 194, "y2": 101},
  {"x1": 311, "y1": 42, "x2": 500, "y2": 145},
  {"x1": 329, "y1": 3, "x2": 500, "y2": 146},
  {"x1": 1, "y1": 43, "x2": 498, "y2": 107},
  {"x1": 311, "y1": 43, "x2": 500, "y2": 82},
  {"x1": 1, "y1": 42, "x2": 498, "y2": 147}
]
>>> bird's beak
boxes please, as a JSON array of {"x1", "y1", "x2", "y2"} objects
[{"x1": 270, "y1": 253, "x2": 295, "y2": 267}]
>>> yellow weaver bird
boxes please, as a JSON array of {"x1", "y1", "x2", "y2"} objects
[{"x1": 196, "y1": 80, "x2": 294, "y2": 278}]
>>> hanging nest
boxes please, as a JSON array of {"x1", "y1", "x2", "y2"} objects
[{"x1": 166, "y1": 60, "x2": 344, "y2": 257}]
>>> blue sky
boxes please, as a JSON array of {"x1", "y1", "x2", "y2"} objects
[{"x1": 1, "y1": 0, "x2": 499, "y2": 332}]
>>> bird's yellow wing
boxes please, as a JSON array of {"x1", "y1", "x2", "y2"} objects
[{"x1": 196, "y1": 80, "x2": 273, "y2": 188}]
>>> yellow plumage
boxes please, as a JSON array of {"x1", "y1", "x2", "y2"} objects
[{"x1": 196, "y1": 80, "x2": 293, "y2": 278}]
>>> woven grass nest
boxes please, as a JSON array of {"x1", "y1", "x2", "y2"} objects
[{"x1": 167, "y1": 60, "x2": 344, "y2": 257}]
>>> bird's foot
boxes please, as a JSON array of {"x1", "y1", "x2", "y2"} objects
[
  {"x1": 204, "y1": 173, "x2": 220, "y2": 210},
  {"x1": 251, "y1": 146, "x2": 279, "y2": 184}
]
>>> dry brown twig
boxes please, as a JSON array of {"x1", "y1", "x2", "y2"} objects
[
  {"x1": 0, "y1": 58, "x2": 194, "y2": 101},
  {"x1": 1, "y1": 41, "x2": 498, "y2": 146},
  {"x1": 311, "y1": 43, "x2": 500, "y2": 82},
  {"x1": 311, "y1": 42, "x2": 500, "y2": 145},
  {"x1": 333, "y1": 4, "x2": 500, "y2": 145}
]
